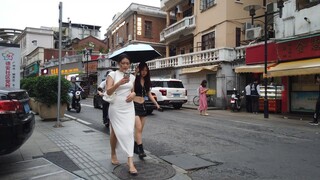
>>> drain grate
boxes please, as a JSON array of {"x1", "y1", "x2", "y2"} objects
[
  {"x1": 83, "y1": 130, "x2": 95, "y2": 133},
  {"x1": 113, "y1": 161, "x2": 176, "y2": 180},
  {"x1": 34, "y1": 151, "x2": 80, "y2": 172}
]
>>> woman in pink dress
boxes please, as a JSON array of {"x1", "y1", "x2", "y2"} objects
[{"x1": 198, "y1": 80, "x2": 209, "y2": 115}]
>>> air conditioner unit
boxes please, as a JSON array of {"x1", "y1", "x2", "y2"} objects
[
  {"x1": 245, "y1": 27, "x2": 262, "y2": 40},
  {"x1": 128, "y1": 34, "x2": 132, "y2": 41}
]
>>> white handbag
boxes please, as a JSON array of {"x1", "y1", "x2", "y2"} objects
[{"x1": 102, "y1": 71, "x2": 117, "y2": 103}]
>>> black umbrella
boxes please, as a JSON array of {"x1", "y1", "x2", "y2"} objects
[{"x1": 108, "y1": 43, "x2": 161, "y2": 63}]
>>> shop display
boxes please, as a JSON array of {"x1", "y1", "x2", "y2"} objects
[{"x1": 259, "y1": 85, "x2": 283, "y2": 113}]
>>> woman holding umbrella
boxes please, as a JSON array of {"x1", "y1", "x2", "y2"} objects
[
  {"x1": 133, "y1": 62, "x2": 160, "y2": 159},
  {"x1": 106, "y1": 53, "x2": 137, "y2": 175}
]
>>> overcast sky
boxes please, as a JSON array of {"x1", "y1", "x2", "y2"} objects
[{"x1": 1, "y1": 0, "x2": 160, "y2": 38}]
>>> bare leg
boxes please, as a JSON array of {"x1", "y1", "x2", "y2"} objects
[
  {"x1": 127, "y1": 156, "x2": 137, "y2": 173},
  {"x1": 135, "y1": 116, "x2": 146, "y2": 144},
  {"x1": 110, "y1": 125, "x2": 119, "y2": 164}
]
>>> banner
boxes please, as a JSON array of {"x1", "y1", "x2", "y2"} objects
[{"x1": 0, "y1": 44, "x2": 21, "y2": 88}]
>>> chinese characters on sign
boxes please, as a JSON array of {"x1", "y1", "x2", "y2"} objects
[
  {"x1": 0, "y1": 47, "x2": 20, "y2": 88},
  {"x1": 50, "y1": 68, "x2": 79, "y2": 75}
]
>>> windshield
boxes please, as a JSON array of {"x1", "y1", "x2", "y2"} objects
[{"x1": 151, "y1": 81, "x2": 184, "y2": 88}]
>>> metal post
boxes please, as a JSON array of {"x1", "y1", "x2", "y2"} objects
[
  {"x1": 86, "y1": 51, "x2": 89, "y2": 96},
  {"x1": 55, "y1": 2, "x2": 63, "y2": 127},
  {"x1": 263, "y1": 0, "x2": 269, "y2": 118}
]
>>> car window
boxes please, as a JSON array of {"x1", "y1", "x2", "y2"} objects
[
  {"x1": 151, "y1": 81, "x2": 163, "y2": 87},
  {"x1": 166, "y1": 81, "x2": 184, "y2": 88}
]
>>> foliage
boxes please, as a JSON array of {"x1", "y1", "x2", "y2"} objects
[
  {"x1": 21, "y1": 77, "x2": 38, "y2": 97},
  {"x1": 33, "y1": 76, "x2": 71, "y2": 106}
]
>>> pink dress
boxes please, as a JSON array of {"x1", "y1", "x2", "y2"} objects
[{"x1": 198, "y1": 86, "x2": 208, "y2": 111}]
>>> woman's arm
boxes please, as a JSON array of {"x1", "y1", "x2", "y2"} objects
[
  {"x1": 148, "y1": 91, "x2": 160, "y2": 109},
  {"x1": 106, "y1": 73, "x2": 128, "y2": 95}
]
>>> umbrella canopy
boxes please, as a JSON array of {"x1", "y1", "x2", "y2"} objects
[{"x1": 108, "y1": 43, "x2": 161, "y2": 63}]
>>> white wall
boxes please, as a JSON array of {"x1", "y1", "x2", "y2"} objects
[{"x1": 275, "y1": 0, "x2": 320, "y2": 38}]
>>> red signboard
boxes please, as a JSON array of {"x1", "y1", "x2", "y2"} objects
[
  {"x1": 276, "y1": 35, "x2": 320, "y2": 61},
  {"x1": 245, "y1": 43, "x2": 278, "y2": 65}
]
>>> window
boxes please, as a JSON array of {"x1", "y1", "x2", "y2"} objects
[
  {"x1": 200, "y1": 0, "x2": 216, "y2": 11},
  {"x1": 296, "y1": 0, "x2": 320, "y2": 10},
  {"x1": 201, "y1": 32, "x2": 215, "y2": 50},
  {"x1": 236, "y1": 28, "x2": 241, "y2": 47},
  {"x1": 144, "y1": 21, "x2": 152, "y2": 38}
]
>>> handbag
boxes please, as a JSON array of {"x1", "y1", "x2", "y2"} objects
[{"x1": 102, "y1": 71, "x2": 117, "y2": 103}]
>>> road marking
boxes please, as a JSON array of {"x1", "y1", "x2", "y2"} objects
[
  {"x1": 81, "y1": 104, "x2": 94, "y2": 108},
  {"x1": 65, "y1": 114, "x2": 92, "y2": 125}
]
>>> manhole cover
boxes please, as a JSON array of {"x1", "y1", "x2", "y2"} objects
[
  {"x1": 113, "y1": 161, "x2": 176, "y2": 180},
  {"x1": 160, "y1": 154, "x2": 218, "y2": 171}
]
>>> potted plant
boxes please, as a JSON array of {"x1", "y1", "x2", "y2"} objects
[{"x1": 33, "y1": 76, "x2": 70, "y2": 120}]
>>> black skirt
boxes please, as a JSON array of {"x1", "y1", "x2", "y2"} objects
[{"x1": 134, "y1": 102, "x2": 147, "y2": 117}]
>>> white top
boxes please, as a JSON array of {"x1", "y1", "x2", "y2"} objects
[{"x1": 245, "y1": 84, "x2": 251, "y2": 95}]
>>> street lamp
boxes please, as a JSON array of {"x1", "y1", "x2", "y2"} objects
[
  {"x1": 83, "y1": 48, "x2": 92, "y2": 96},
  {"x1": 244, "y1": 0, "x2": 285, "y2": 118}
]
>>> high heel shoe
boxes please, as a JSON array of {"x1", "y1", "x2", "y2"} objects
[
  {"x1": 127, "y1": 163, "x2": 138, "y2": 176},
  {"x1": 137, "y1": 144, "x2": 146, "y2": 159}
]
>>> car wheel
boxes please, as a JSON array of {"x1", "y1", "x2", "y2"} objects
[
  {"x1": 173, "y1": 104, "x2": 182, "y2": 109},
  {"x1": 146, "y1": 110, "x2": 153, "y2": 115}
]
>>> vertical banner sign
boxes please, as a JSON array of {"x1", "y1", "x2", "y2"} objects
[{"x1": 0, "y1": 45, "x2": 21, "y2": 89}]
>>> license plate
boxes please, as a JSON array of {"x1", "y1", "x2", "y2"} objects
[
  {"x1": 173, "y1": 93, "x2": 180, "y2": 97},
  {"x1": 24, "y1": 103, "x2": 30, "y2": 113}
]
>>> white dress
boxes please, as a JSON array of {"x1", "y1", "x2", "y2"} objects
[{"x1": 108, "y1": 70, "x2": 136, "y2": 157}]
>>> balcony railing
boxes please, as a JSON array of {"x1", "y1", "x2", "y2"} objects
[
  {"x1": 160, "y1": 15, "x2": 196, "y2": 42},
  {"x1": 44, "y1": 55, "x2": 82, "y2": 68},
  {"x1": 97, "y1": 58, "x2": 117, "y2": 69},
  {"x1": 146, "y1": 46, "x2": 246, "y2": 70}
]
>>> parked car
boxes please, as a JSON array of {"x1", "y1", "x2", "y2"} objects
[
  {"x1": 150, "y1": 79, "x2": 187, "y2": 109},
  {"x1": 0, "y1": 88, "x2": 35, "y2": 155}
]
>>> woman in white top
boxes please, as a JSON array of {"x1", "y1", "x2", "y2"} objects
[{"x1": 106, "y1": 53, "x2": 137, "y2": 175}]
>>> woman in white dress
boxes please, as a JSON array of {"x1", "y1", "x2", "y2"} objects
[{"x1": 106, "y1": 53, "x2": 137, "y2": 175}]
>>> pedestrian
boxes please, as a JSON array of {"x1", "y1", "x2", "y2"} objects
[
  {"x1": 245, "y1": 82, "x2": 252, "y2": 113},
  {"x1": 309, "y1": 74, "x2": 320, "y2": 125},
  {"x1": 250, "y1": 79, "x2": 261, "y2": 114},
  {"x1": 198, "y1": 80, "x2": 209, "y2": 116},
  {"x1": 133, "y1": 62, "x2": 160, "y2": 159},
  {"x1": 106, "y1": 53, "x2": 137, "y2": 175},
  {"x1": 97, "y1": 70, "x2": 113, "y2": 127}
]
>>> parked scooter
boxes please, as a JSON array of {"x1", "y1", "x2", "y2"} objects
[
  {"x1": 230, "y1": 88, "x2": 243, "y2": 112},
  {"x1": 67, "y1": 88, "x2": 82, "y2": 113}
]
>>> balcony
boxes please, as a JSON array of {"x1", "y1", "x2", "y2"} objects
[
  {"x1": 160, "y1": 0, "x2": 185, "y2": 11},
  {"x1": 97, "y1": 58, "x2": 117, "y2": 69},
  {"x1": 44, "y1": 55, "x2": 82, "y2": 68},
  {"x1": 146, "y1": 46, "x2": 246, "y2": 70},
  {"x1": 160, "y1": 15, "x2": 196, "y2": 42}
]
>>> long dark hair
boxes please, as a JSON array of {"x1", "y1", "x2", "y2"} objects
[
  {"x1": 201, "y1": 80, "x2": 207, "y2": 87},
  {"x1": 135, "y1": 62, "x2": 151, "y2": 92}
]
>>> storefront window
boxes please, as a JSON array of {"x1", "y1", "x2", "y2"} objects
[{"x1": 290, "y1": 75, "x2": 318, "y2": 113}]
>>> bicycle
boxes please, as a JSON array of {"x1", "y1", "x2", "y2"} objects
[{"x1": 193, "y1": 94, "x2": 216, "y2": 106}]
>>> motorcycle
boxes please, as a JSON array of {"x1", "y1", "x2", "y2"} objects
[
  {"x1": 67, "y1": 88, "x2": 82, "y2": 113},
  {"x1": 230, "y1": 88, "x2": 243, "y2": 112}
]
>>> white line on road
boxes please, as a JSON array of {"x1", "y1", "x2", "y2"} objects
[{"x1": 65, "y1": 114, "x2": 92, "y2": 125}]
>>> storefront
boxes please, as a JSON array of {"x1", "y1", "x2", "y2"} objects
[
  {"x1": 239, "y1": 34, "x2": 320, "y2": 114},
  {"x1": 24, "y1": 61, "x2": 40, "y2": 77}
]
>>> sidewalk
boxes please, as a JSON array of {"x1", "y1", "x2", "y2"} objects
[{"x1": 0, "y1": 115, "x2": 189, "y2": 180}]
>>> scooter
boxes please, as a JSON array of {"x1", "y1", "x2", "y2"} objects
[
  {"x1": 230, "y1": 89, "x2": 243, "y2": 112},
  {"x1": 67, "y1": 89, "x2": 82, "y2": 113}
]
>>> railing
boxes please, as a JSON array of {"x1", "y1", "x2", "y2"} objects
[
  {"x1": 160, "y1": 15, "x2": 196, "y2": 41},
  {"x1": 97, "y1": 59, "x2": 117, "y2": 69},
  {"x1": 146, "y1": 47, "x2": 246, "y2": 70},
  {"x1": 44, "y1": 55, "x2": 82, "y2": 68}
]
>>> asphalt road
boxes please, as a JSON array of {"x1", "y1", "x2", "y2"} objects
[{"x1": 67, "y1": 98, "x2": 320, "y2": 180}]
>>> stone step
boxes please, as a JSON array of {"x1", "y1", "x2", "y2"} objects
[{"x1": 0, "y1": 158, "x2": 83, "y2": 180}]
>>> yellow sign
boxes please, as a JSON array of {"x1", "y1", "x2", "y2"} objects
[{"x1": 51, "y1": 68, "x2": 79, "y2": 75}]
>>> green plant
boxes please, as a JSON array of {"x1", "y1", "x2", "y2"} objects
[
  {"x1": 21, "y1": 77, "x2": 38, "y2": 97},
  {"x1": 34, "y1": 76, "x2": 71, "y2": 106}
]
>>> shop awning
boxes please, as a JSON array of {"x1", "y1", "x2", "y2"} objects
[
  {"x1": 181, "y1": 65, "x2": 219, "y2": 74},
  {"x1": 235, "y1": 64, "x2": 274, "y2": 73},
  {"x1": 267, "y1": 58, "x2": 320, "y2": 77}
]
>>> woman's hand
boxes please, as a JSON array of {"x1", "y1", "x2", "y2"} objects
[
  {"x1": 118, "y1": 77, "x2": 130, "y2": 85},
  {"x1": 126, "y1": 92, "x2": 136, "y2": 102}
]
